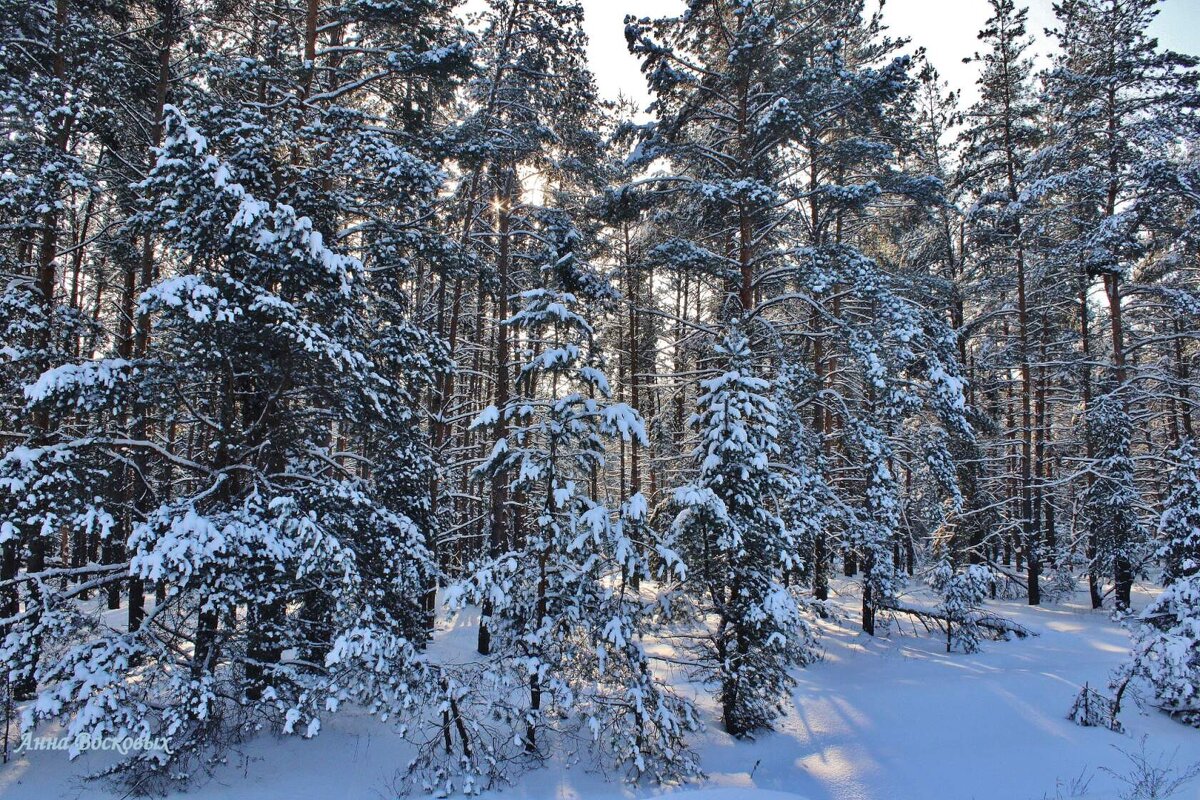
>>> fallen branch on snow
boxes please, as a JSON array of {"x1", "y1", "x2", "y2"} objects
[{"x1": 882, "y1": 603, "x2": 1036, "y2": 641}]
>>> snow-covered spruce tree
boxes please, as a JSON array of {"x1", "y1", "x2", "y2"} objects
[
  {"x1": 9, "y1": 98, "x2": 450, "y2": 783},
  {"x1": 847, "y1": 414, "x2": 902, "y2": 637},
  {"x1": 1160, "y1": 439, "x2": 1200, "y2": 583},
  {"x1": 772, "y1": 360, "x2": 836, "y2": 601},
  {"x1": 446, "y1": 0, "x2": 607, "y2": 656},
  {"x1": 0, "y1": 0, "x2": 472, "y2": 782},
  {"x1": 1115, "y1": 439, "x2": 1200, "y2": 726},
  {"x1": 1082, "y1": 391, "x2": 1149, "y2": 614},
  {"x1": 669, "y1": 325, "x2": 818, "y2": 737},
  {"x1": 445, "y1": 216, "x2": 699, "y2": 786},
  {"x1": 931, "y1": 560, "x2": 995, "y2": 654}
]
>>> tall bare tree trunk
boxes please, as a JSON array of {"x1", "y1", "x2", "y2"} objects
[
  {"x1": 478, "y1": 181, "x2": 513, "y2": 656},
  {"x1": 17, "y1": 0, "x2": 74, "y2": 700},
  {"x1": 1080, "y1": 280, "x2": 1103, "y2": 608},
  {"x1": 624, "y1": 223, "x2": 641, "y2": 500},
  {"x1": 126, "y1": 0, "x2": 176, "y2": 635},
  {"x1": 1176, "y1": 319, "x2": 1194, "y2": 440}
]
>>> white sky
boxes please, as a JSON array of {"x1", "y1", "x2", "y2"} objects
[{"x1": 581, "y1": 0, "x2": 1200, "y2": 109}]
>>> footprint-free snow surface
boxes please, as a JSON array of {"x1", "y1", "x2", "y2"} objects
[{"x1": 3, "y1": 582, "x2": 1197, "y2": 800}]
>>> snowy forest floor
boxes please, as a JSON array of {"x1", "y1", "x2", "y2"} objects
[{"x1": 2, "y1": 579, "x2": 1198, "y2": 800}]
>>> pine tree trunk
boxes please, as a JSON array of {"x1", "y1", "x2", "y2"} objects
[
  {"x1": 479, "y1": 188, "x2": 512, "y2": 656},
  {"x1": 811, "y1": 305, "x2": 829, "y2": 601},
  {"x1": 862, "y1": 551, "x2": 876, "y2": 636},
  {"x1": 126, "y1": 0, "x2": 175, "y2": 636},
  {"x1": 1106, "y1": 272, "x2": 1133, "y2": 611},
  {"x1": 625, "y1": 223, "x2": 641, "y2": 499},
  {"x1": 427, "y1": 172, "x2": 480, "y2": 633},
  {"x1": 1175, "y1": 319, "x2": 1193, "y2": 440},
  {"x1": 1017, "y1": 249, "x2": 1039, "y2": 605},
  {"x1": 1035, "y1": 314, "x2": 1051, "y2": 566},
  {"x1": 19, "y1": 0, "x2": 74, "y2": 699},
  {"x1": 1080, "y1": 280, "x2": 1103, "y2": 608}
]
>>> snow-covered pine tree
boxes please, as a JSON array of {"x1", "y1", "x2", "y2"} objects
[
  {"x1": 295, "y1": 0, "x2": 471, "y2": 633},
  {"x1": 959, "y1": 0, "x2": 1045, "y2": 604},
  {"x1": 668, "y1": 325, "x2": 818, "y2": 737},
  {"x1": 1116, "y1": 438, "x2": 1200, "y2": 726},
  {"x1": 1032, "y1": 0, "x2": 1200, "y2": 610},
  {"x1": 0, "y1": 0, "x2": 135, "y2": 700},
  {"x1": 1135, "y1": 149, "x2": 1200, "y2": 459},
  {"x1": 595, "y1": 102, "x2": 667, "y2": 515},
  {"x1": 451, "y1": 214, "x2": 698, "y2": 784},
  {"x1": 625, "y1": 0, "x2": 969, "y2": 638},
  {"x1": 890, "y1": 64, "x2": 1007, "y2": 578}
]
